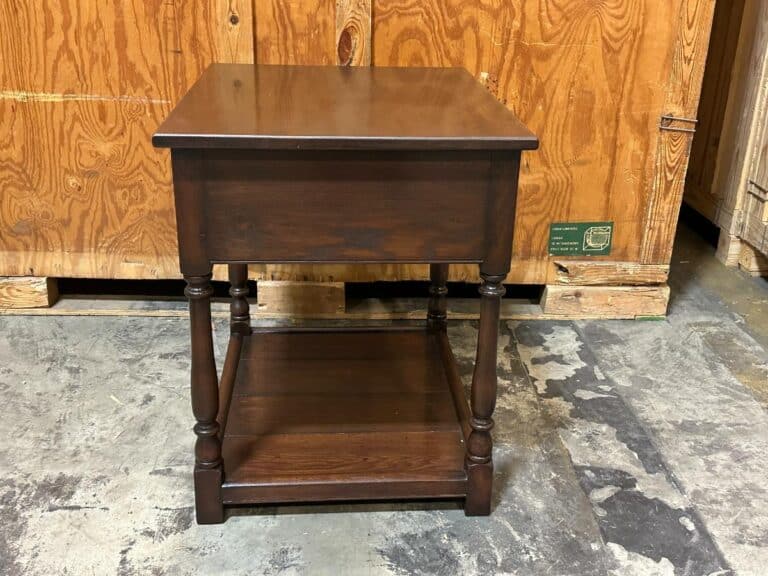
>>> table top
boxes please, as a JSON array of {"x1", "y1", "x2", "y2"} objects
[{"x1": 152, "y1": 64, "x2": 537, "y2": 151}]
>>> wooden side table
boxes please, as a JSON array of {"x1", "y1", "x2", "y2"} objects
[{"x1": 153, "y1": 64, "x2": 537, "y2": 524}]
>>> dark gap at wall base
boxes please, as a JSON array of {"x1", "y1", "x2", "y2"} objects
[
  {"x1": 56, "y1": 278, "x2": 543, "y2": 303},
  {"x1": 678, "y1": 203, "x2": 720, "y2": 248}
]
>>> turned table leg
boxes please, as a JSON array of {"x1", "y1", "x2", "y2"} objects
[
  {"x1": 427, "y1": 264, "x2": 449, "y2": 330},
  {"x1": 228, "y1": 264, "x2": 251, "y2": 335},
  {"x1": 465, "y1": 271, "x2": 505, "y2": 516},
  {"x1": 184, "y1": 273, "x2": 224, "y2": 524}
]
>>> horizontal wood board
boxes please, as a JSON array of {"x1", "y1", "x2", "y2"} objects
[{"x1": 221, "y1": 330, "x2": 467, "y2": 499}]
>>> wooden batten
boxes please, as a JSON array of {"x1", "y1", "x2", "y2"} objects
[
  {"x1": 540, "y1": 285, "x2": 670, "y2": 319},
  {"x1": 640, "y1": 0, "x2": 717, "y2": 265},
  {"x1": 0, "y1": 281, "x2": 668, "y2": 321},
  {"x1": 549, "y1": 261, "x2": 669, "y2": 286},
  {"x1": 0, "y1": 277, "x2": 58, "y2": 309}
]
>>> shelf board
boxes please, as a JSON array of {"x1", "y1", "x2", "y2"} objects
[{"x1": 220, "y1": 329, "x2": 468, "y2": 505}]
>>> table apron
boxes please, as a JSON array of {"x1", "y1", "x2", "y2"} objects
[{"x1": 197, "y1": 151, "x2": 495, "y2": 263}]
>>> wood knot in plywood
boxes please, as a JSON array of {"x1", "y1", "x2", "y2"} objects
[{"x1": 335, "y1": 0, "x2": 371, "y2": 66}]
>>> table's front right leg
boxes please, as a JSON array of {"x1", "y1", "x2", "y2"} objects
[{"x1": 184, "y1": 272, "x2": 224, "y2": 524}]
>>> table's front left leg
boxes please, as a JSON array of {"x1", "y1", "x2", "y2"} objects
[
  {"x1": 184, "y1": 272, "x2": 224, "y2": 524},
  {"x1": 465, "y1": 271, "x2": 505, "y2": 516}
]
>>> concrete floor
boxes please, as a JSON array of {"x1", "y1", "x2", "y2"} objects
[{"x1": 1, "y1": 222, "x2": 767, "y2": 576}]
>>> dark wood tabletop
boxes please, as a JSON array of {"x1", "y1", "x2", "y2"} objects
[{"x1": 152, "y1": 64, "x2": 538, "y2": 151}]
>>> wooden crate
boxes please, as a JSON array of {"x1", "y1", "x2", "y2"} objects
[
  {"x1": 0, "y1": 0, "x2": 717, "y2": 313},
  {"x1": 684, "y1": 0, "x2": 768, "y2": 276}
]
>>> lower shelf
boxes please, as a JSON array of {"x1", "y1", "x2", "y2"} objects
[{"x1": 219, "y1": 328, "x2": 469, "y2": 505}]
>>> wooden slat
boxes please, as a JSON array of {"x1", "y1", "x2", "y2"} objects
[
  {"x1": 541, "y1": 285, "x2": 670, "y2": 318},
  {"x1": 549, "y1": 261, "x2": 669, "y2": 286},
  {"x1": 0, "y1": 277, "x2": 58, "y2": 309},
  {"x1": 683, "y1": 0, "x2": 746, "y2": 221},
  {"x1": 640, "y1": 0, "x2": 717, "y2": 264},
  {"x1": 438, "y1": 332, "x2": 471, "y2": 441}
]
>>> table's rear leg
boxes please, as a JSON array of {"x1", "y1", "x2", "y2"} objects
[
  {"x1": 464, "y1": 271, "x2": 505, "y2": 516},
  {"x1": 427, "y1": 264, "x2": 449, "y2": 330},
  {"x1": 184, "y1": 272, "x2": 224, "y2": 524},
  {"x1": 228, "y1": 264, "x2": 251, "y2": 335}
]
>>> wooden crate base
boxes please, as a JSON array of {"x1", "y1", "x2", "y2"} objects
[
  {"x1": 0, "y1": 277, "x2": 58, "y2": 309},
  {"x1": 0, "y1": 279, "x2": 670, "y2": 320}
]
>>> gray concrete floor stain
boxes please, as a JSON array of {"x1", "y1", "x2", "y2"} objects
[{"x1": 0, "y1": 224, "x2": 767, "y2": 575}]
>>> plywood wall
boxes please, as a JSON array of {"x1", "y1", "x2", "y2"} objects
[
  {"x1": 252, "y1": 0, "x2": 715, "y2": 283},
  {"x1": 0, "y1": 1, "x2": 715, "y2": 285},
  {"x1": 0, "y1": 0, "x2": 253, "y2": 278}
]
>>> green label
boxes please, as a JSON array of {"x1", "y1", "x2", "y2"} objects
[{"x1": 548, "y1": 222, "x2": 613, "y2": 256}]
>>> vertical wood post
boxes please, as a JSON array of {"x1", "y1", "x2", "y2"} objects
[
  {"x1": 228, "y1": 264, "x2": 251, "y2": 335},
  {"x1": 465, "y1": 271, "x2": 505, "y2": 516},
  {"x1": 427, "y1": 263, "x2": 449, "y2": 330},
  {"x1": 185, "y1": 272, "x2": 224, "y2": 524}
]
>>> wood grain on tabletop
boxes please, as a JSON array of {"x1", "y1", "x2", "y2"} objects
[{"x1": 152, "y1": 64, "x2": 537, "y2": 149}]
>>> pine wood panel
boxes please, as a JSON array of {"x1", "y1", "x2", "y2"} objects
[
  {"x1": 252, "y1": 0, "x2": 714, "y2": 284},
  {"x1": 548, "y1": 261, "x2": 668, "y2": 286},
  {"x1": 0, "y1": 0, "x2": 253, "y2": 278},
  {"x1": 1, "y1": 0, "x2": 715, "y2": 286},
  {"x1": 541, "y1": 285, "x2": 670, "y2": 318},
  {"x1": 255, "y1": 0, "x2": 336, "y2": 65},
  {"x1": 0, "y1": 277, "x2": 58, "y2": 309},
  {"x1": 639, "y1": 0, "x2": 716, "y2": 263}
]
